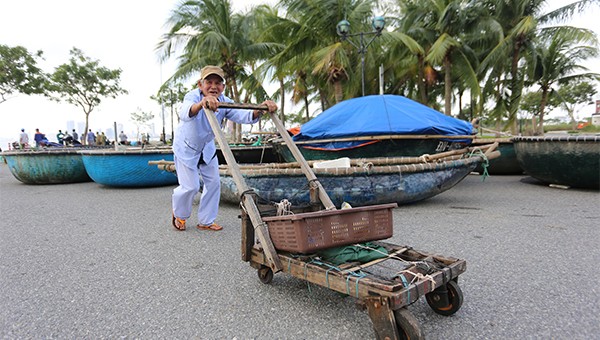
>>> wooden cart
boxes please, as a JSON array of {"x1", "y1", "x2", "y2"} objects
[{"x1": 204, "y1": 104, "x2": 479, "y2": 339}]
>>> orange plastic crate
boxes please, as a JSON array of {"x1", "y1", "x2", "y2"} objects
[{"x1": 262, "y1": 203, "x2": 397, "y2": 253}]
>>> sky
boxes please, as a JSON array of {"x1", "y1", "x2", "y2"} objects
[
  {"x1": 1, "y1": 0, "x2": 599, "y2": 147},
  {"x1": 0, "y1": 0, "x2": 273, "y2": 147}
]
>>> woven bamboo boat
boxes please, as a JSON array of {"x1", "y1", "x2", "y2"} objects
[
  {"x1": 472, "y1": 137, "x2": 522, "y2": 175},
  {"x1": 152, "y1": 144, "x2": 499, "y2": 207},
  {"x1": 1, "y1": 149, "x2": 91, "y2": 184},
  {"x1": 513, "y1": 135, "x2": 600, "y2": 189},
  {"x1": 79, "y1": 148, "x2": 177, "y2": 187},
  {"x1": 216, "y1": 144, "x2": 282, "y2": 164},
  {"x1": 272, "y1": 136, "x2": 471, "y2": 162}
]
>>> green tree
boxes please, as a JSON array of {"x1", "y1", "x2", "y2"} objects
[
  {"x1": 0, "y1": 45, "x2": 46, "y2": 104},
  {"x1": 419, "y1": 0, "x2": 482, "y2": 116},
  {"x1": 519, "y1": 90, "x2": 556, "y2": 134},
  {"x1": 480, "y1": 0, "x2": 599, "y2": 133},
  {"x1": 529, "y1": 28, "x2": 599, "y2": 134},
  {"x1": 382, "y1": 1, "x2": 429, "y2": 104},
  {"x1": 47, "y1": 48, "x2": 127, "y2": 145},
  {"x1": 151, "y1": 83, "x2": 188, "y2": 141},
  {"x1": 251, "y1": 4, "x2": 292, "y2": 123},
  {"x1": 157, "y1": 0, "x2": 279, "y2": 142},
  {"x1": 556, "y1": 81, "x2": 598, "y2": 130},
  {"x1": 130, "y1": 108, "x2": 155, "y2": 142},
  {"x1": 276, "y1": 0, "x2": 379, "y2": 104}
]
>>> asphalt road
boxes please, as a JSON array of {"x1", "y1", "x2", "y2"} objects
[{"x1": 1, "y1": 162, "x2": 598, "y2": 339}]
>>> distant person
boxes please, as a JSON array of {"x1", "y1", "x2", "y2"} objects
[
  {"x1": 34, "y1": 128, "x2": 46, "y2": 147},
  {"x1": 56, "y1": 130, "x2": 65, "y2": 144},
  {"x1": 86, "y1": 129, "x2": 95, "y2": 145},
  {"x1": 96, "y1": 132, "x2": 106, "y2": 146},
  {"x1": 171, "y1": 65, "x2": 277, "y2": 232},
  {"x1": 101, "y1": 132, "x2": 109, "y2": 145},
  {"x1": 118, "y1": 131, "x2": 128, "y2": 145},
  {"x1": 63, "y1": 130, "x2": 73, "y2": 145},
  {"x1": 72, "y1": 129, "x2": 79, "y2": 142},
  {"x1": 19, "y1": 128, "x2": 29, "y2": 149},
  {"x1": 141, "y1": 133, "x2": 148, "y2": 145}
]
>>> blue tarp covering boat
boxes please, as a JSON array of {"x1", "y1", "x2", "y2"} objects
[{"x1": 292, "y1": 95, "x2": 473, "y2": 150}]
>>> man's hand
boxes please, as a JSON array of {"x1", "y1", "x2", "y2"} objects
[
  {"x1": 253, "y1": 100, "x2": 278, "y2": 119},
  {"x1": 189, "y1": 96, "x2": 219, "y2": 117},
  {"x1": 201, "y1": 96, "x2": 219, "y2": 111},
  {"x1": 262, "y1": 100, "x2": 278, "y2": 113}
]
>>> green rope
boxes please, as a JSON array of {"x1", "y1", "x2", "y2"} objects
[
  {"x1": 304, "y1": 260, "x2": 312, "y2": 293},
  {"x1": 325, "y1": 267, "x2": 334, "y2": 289},
  {"x1": 399, "y1": 273, "x2": 410, "y2": 303},
  {"x1": 355, "y1": 276, "x2": 363, "y2": 298},
  {"x1": 469, "y1": 148, "x2": 490, "y2": 182},
  {"x1": 346, "y1": 275, "x2": 352, "y2": 296}
]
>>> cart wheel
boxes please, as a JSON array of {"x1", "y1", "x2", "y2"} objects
[
  {"x1": 426, "y1": 280, "x2": 463, "y2": 316},
  {"x1": 393, "y1": 308, "x2": 424, "y2": 340},
  {"x1": 257, "y1": 265, "x2": 273, "y2": 284}
]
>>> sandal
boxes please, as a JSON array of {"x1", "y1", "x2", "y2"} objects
[
  {"x1": 172, "y1": 213, "x2": 186, "y2": 231},
  {"x1": 197, "y1": 223, "x2": 223, "y2": 231}
]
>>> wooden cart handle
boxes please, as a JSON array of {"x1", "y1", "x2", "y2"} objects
[{"x1": 218, "y1": 102, "x2": 269, "y2": 110}]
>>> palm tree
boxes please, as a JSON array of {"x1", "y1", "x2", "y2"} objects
[
  {"x1": 275, "y1": 0, "x2": 379, "y2": 104},
  {"x1": 387, "y1": 0, "x2": 483, "y2": 115},
  {"x1": 420, "y1": 0, "x2": 482, "y2": 116},
  {"x1": 251, "y1": 4, "x2": 296, "y2": 124},
  {"x1": 382, "y1": 2, "x2": 430, "y2": 104},
  {"x1": 480, "y1": 0, "x2": 599, "y2": 133},
  {"x1": 528, "y1": 28, "x2": 599, "y2": 134},
  {"x1": 156, "y1": 0, "x2": 278, "y2": 141}
]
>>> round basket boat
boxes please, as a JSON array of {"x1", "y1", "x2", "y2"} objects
[
  {"x1": 78, "y1": 148, "x2": 177, "y2": 187},
  {"x1": 472, "y1": 138, "x2": 522, "y2": 175},
  {"x1": 513, "y1": 135, "x2": 600, "y2": 189},
  {"x1": 1, "y1": 149, "x2": 91, "y2": 184}
]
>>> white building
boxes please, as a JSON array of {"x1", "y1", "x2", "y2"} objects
[{"x1": 593, "y1": 100, "x2": 600, "y2": 126}]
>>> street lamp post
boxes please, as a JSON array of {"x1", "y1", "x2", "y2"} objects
[{"x1": 336, "y1": 16, "x2": 385, "y2": 96}]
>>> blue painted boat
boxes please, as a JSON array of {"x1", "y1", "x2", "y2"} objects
[
  {"x1": 219, "y1": 145, "x2": 499, "y2": 207},
  {"x1": 513, "y1": 135, "x2": 600, "y2": 189},
  {"x1": 1, "y1": 149, "x2": 91, "y2": 184},
  {"x1": 79, "y1": 148, "x2": 177, "y2": 187}
]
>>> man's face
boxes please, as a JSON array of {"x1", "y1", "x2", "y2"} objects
[{"x1": 199, "y1": 74, "x2": 225, "y2": 97}]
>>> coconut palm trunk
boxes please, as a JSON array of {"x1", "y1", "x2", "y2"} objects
[{"x1": 444, "y1": 55, "x2": 452, "y2": 116}]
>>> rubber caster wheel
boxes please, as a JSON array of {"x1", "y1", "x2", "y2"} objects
[
  {"x1": 257, "y1": 265, "x2": 273, "y2": 284},
  {"x1": 393, "y1": 308, "x2": 424, "y2": 340},
  {"x1": 426, "y1": 280, "x2": 463, "y2": 316}
]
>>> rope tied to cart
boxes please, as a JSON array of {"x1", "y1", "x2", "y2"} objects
[
  {"x1": 299, "y1": 258, "x2": 366, "y2": 297},
  {"x1": 275, "y1": 199, "x2": 293, "y2": 216},
  {"x1": 239, "y1": 188, "x2": 257, "y2": 201},
  {"x1": 351, "y1": 244, "x2": 438, "y2": 290},
  {"x1": 396, "y1": 270, "x2": 436, "y2": 290},
  {"x1": 307, "y1": 178, "x2": 320, "y2": 189}
]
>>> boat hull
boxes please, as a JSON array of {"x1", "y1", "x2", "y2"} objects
[
  {"x1": 216, "y1": 144, "x2": 282, "y2": 164},
  {"x1": 220, "y1": 158, "x2": 481, "y2": 207},
  {"x1": 273, "y1": 138, "x2": 468, "y2": 162},
  {"x1": 513, "y1": 135, "x2": 599, "y2": 189},
  {"x1": 79, "y1": 149, "x2": 177, "y2": 187},
  {"x1": 473, "y1": 138, "x2": 522, "y2": 175},
  {"x1": 2, "y1": 150, "x2": 91, "y2": 184}
]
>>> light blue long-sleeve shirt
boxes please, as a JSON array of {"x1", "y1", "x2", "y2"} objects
[{"x1": 173, "y1": 89, "x2": 258, "y2": 169}]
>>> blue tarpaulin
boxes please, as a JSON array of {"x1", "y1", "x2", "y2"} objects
[{"x1": 293, "y1": 95, "x2": 473, "y2": 149}]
